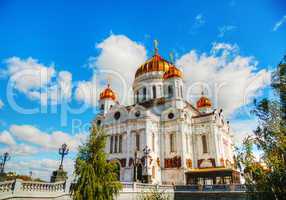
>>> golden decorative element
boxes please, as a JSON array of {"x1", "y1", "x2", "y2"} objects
[
  {"x1": 196, "y1": 95, "x2": 212, "y2": 108},
  {"x1": 187, "y1": 167, "x2": 231, "y2": 172},
  {"x1": 163, "y1": 66, "x2": 182, "y2": 79},
  {"x1": 164, "y1": 156, "x2": 181, "y2": 168},
  {"x1": 186, "y1": 159, "x2": 192, "y2": 168},
  {"x1": 99, "y1": 84, "x2": 116, "y2": 101},
  {"x1": 157, "y1": 158, "x2": 160, "y2": 167},
  {"x1": 135, "y1": 41, "x2": 183, "y2": 79},
  {"x1": 135, "y1": 53, "x2": 172, "y2": 78},
  {"x1": 220, "y1": 158, "x2": 225, "y2": 167}
]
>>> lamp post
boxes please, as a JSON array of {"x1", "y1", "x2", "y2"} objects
[
  {"x1": 51, "y1": 144, "x2": 69, "y2": 182},
  {"x1": 142, "y1": 146, "x2": 151, "y2": 183},
  {"x1": 133, "y1": 150, "x2": 140, "y2": 182},
  {"x1": 0, "y1": 152, "x2": 11, "y2": 174},
  {"x1": 58, "y1": 143, "x2": 69, "y2": 170}
]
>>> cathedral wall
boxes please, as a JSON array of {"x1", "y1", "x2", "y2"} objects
[{"x1": 161, "y1": 169, "x2": 186, "y2": 185}]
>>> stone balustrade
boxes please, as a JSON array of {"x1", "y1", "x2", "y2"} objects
[
  {"x1": 0, "y1": 179, "x2": 70, "y2": 200},
  {"x1": 20, "y1": 180, "x2": 65, "y2": 192},
  {"x1": 0, "y1": 180, "x2": 14, "y2": 193}
]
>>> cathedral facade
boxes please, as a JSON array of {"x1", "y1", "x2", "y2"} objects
[{"x1": 94, "y1": 47, "x2": 240, "y2": 185}]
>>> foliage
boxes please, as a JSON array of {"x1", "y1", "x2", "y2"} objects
[
  {"x1": 0, "y1": 172, "x2": 45, "y2": 182},
  {"x1": 72, "y1": 126, "x2": 122, "y2": 200},
  {"x1": 237, "y1": 57, "x2": 286, "y2": 200},
  {"x1": 138, "y1": 187, "x2": 170, "y2": 200}
]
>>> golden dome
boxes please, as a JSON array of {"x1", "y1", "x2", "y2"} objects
[
  {"x1": 135, "y1": 40, "x2": 184, "y2": 79},
  {"x1": 100, "y1": 84, "x2": 116, "y2": 101},
  {"x1": 135, "y1": 53, "x2": 173, "y2": 78},
  {"x1": 196, "y1": 96, "x2": 212, "y2": 108},
  {"x1": 163, "y1": 66, "x2": 183, "y2": 79}
]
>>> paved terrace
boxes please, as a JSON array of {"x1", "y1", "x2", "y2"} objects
[{"x1": 0, "y1": 180, "x2": 247, "y2": 200}]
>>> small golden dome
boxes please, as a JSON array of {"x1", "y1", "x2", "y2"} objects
[
  {"x1": 100, "y1": 84, "x2": 116, "y2": 101},
  {"x1": 163, "y1": 66, "x2": 182, "y2": 79},
  {"x1": 196, "y1": 96, "x2": 212, "y2": 108}
]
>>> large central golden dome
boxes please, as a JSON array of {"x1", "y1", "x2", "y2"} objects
[
  {"x1": 135, "y1": 52, "x2": 173, "y2": 78},
  {"x1": 135, "y1": 41, "x2": 183, "y2": 79}
]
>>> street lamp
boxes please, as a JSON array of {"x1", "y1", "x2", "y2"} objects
[
  {"x1": 143, "y1": 146, "x2": 151, "y2": 165},
  {"x1": 133, "y1": 150, "x2": 141, "y2": 182},
  {"x1": 58, "y1": 143, "x2": 69, "y2": 170},
  {"x1": 0, "y1": 152, "x2": 11, "y2": 174},
  {"x1": 142, "y1": 146, "x2": 151, "y2": 183}
]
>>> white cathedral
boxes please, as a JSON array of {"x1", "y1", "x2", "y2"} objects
[{"x1": 94, "y1": 45, "x2": 240, "y2": 185}]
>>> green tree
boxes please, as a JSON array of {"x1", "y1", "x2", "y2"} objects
[
  {"x1": 237, "y1": 56, "x2": 286, "y2": 200},
  {"x1": 72, "y1": 126, "x2": 122, "y2": 200}
]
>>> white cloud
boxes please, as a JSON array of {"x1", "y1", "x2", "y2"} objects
[
  {"x1": 9, "y1": 125, "x2": 87, "y2": 151},
  {"x1": 75, "y1": 34, "x2": 147, "y2": 105},
  {"x1": 5, "y1": 158, "x2": 74, "y2": 181},
  {"x1": 273, "y1": 15, "x2": 286, "y2": 31},
  {"x1": 0, "y1": 130, "x2": 39, "y2": 156},
  {"x1": 0, "y1": 130, "x2": 38, "y2": 156},
  {"x1": 231, "y1": 119, "x2": 257, "y2": 145},
  {"x1": 4, "y1": 57, "x2": 55, "y2": 92},
  {"x1": 0, "y1": 143, "x2": 38, "y2": 156},
  {"x1": 58, "y1": 71, "x2": 72, "y2": 100},
  {"x1": 189, "y1": 14, "x2": 206, "y2": 34},
  {"x1": 0, "y1": 130, "x2": 16, "y2": 145},
  {"x1": 218, "y1": 25, "x2": 236, "y2": 37},
  {"x1": 195, "y1": 14, "x2": 205, "y2": 26},
  {"x1": 0, "y1": 99, "x2": 3, "y2": 109},
  {"x1": 4, "y1": 57, "x2": 72, "y2": 105},
  {"x1": 75, "y1": 78, "x2": 98, "y2": 106},
  {"x1": 176, "y1": 42, "x2": 270, "y2": 117},
  {"x1": 94, "y1": 34, "x2": 147, "y2": 75}
]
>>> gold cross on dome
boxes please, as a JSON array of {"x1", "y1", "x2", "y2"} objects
[
  {"x1": 201, "y1": 85, "x2": 204, "y2": 96},
  {"x1": 106, "y1": 75, "x2": 112, "y2": 87},
  {"x1": 154, "y1": 39, "x2": 159, "y2": 54},
  {"x1": 169, "y1": 52, "x2": 174, "y2": 64}
]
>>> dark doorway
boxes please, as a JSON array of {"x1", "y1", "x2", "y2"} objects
[{"x1": 134, "y1": 164, "x2": 143, "y2": 182}]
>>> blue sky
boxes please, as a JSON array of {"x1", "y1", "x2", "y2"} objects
[{"x1": 0, "y1": 0, "x2": 285, "y2": 180}]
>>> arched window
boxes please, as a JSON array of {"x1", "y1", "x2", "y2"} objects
[
  {"x1": 114, "y1": 135, "x2": 118, "y2": 153},
  {"x1": 152, "y1": 85, "x2": 156, "y2": 99},
  {"x1": 110, "y1": 136, "x2": 113, "y2": 153},
  {"x1": 159, "y1": 85, "x2": 162, "y2": 97},
  {"x1": 170, "y1": 133, "x2": 176, "y2": 152},
  {"x1": 100, "y1": 104, "x2": 104, "y2": 110},
  {"x1": 202, "y1": 135, "x2": 208, "y2": 153},
  {"x1": 186, "y1": 135, "x2": 189, "y2": 153},
  {"x1": 119, "y1": 135, "x2": 123, "y2": 153},
  {"x1": 180, "y1": 86, "x2": 183, "y2": 98},
  {"x1": 136, "y1": 134, "x2": 140, "y2": 151},
  {"x1": 152, "y1": 133, "x2": 155, "y2": 151},
  {"x1": 176, "y1": 81, "x2": 179, "y2": 97},
  {"x1": 143, "y1": 87, "x2": 147, "y2": 101},
  {"x1": 136, "y1": 91, "x2": 139, "y2": 103},
  {"x1": 168, "y1": 85, "x2": 173, "y2": 98}
]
